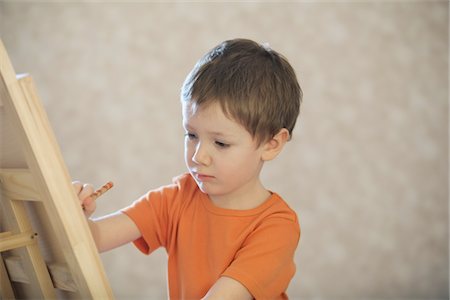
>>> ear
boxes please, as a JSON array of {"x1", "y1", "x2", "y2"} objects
[{"x1": 261, "y1": 128, "x2": 290, "y2": 161}]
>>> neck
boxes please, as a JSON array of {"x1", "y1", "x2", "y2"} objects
[{"x1": 209, "y1": 180, "x2": 271, "y2": 210}]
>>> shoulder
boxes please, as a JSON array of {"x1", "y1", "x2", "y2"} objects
[
  {"x1": 227, "y1": 192, "x2": 301, "y2": 252},
  {"x1": 246, "y1": 193, "x2": 301, "y2": 249},
  {"x1": 124, "y1": 173, "x2": 198, "y2": 213},
  {"x1": 139, "y1": 172, "x2": 197, "y2": 200},
  {"x1": 121, "y1": 173, "x2": 199, "y2": 253},
  {"x1": 261, "y1": 193, "x2": 300, "y2": 231},
  {"x1": 171, "y1": 172, "x2": 197, "y2": 191}
]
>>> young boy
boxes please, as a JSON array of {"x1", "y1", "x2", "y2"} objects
[{"x1": 74, "y1": 38, "x2": 302, "y2": 299}]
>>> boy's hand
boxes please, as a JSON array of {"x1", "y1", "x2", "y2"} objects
[{"x1": 72, "y1": 181, "x2": 96, "y2": 217}]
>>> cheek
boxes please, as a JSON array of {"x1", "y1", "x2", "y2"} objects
[
  {"x1": 221, "y1": 149, "x2": 260, "y2": 171},
  {"x1": 184, "y1": 141, "x2": 192, "y2": 162}
]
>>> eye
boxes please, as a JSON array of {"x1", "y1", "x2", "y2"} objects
[
  {"x1": 215, "y1": 141, "x2": 230, "y2": 148},
  {"x1": 185, "y1": 132, "x2": 197, "y2": 140}
]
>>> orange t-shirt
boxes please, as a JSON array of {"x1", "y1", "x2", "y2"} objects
[{"x1": 123, "y1": 173, "x2": 300, "y2": 299}]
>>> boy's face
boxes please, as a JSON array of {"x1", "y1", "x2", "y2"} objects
[{"x1": 182, "y1": 101, "x2": 266, "y2": 206}]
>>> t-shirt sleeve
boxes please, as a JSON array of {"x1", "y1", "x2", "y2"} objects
[
  {"x1": 122, "y1": 174, "x2": 194, "y2": 255},
  {"x1": 122, "y1": 187, "x2": 170, "y2": 254},
  {"x1": 222, "y1": 214, "x2": 300, "y2": 299}
]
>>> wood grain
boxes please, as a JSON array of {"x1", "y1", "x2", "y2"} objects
[{"x1": 0, "y1": 38, "x2": 113, "y2": 298}]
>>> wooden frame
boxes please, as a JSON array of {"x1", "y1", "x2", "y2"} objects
[{"x1": 0, "y1": 39, "x2": 113, "y2": 298}]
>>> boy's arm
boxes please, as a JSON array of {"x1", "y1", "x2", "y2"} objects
[
  {"x1": 87, "y1": 212, "x2": 141, "y2": 253},
  {"x1": 202, "y1": 277, "x2": 253, "y2": 300},
  {"x1": 73, "y1": 181, "x2": 141, "y2": 253}
]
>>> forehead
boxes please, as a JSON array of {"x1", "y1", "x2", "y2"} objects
[
  {"x1": 183, "y1": 101, "x2": 220, "y2": 120},
  {"x1": 183, "y1": 102, "x2": 225, "y2": 123},
  {"x1": 182, "y1": 102, "x2": 245, "y2": 134}
]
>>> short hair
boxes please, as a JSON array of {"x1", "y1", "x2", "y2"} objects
[{"x1": 181, "y1": 38, "x2": 302, "y2": 145}]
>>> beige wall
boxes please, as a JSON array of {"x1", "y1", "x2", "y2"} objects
[{"x1": 1, "y1": 1, "x2": 448, "y2": 299}]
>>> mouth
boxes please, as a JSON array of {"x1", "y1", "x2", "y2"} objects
[{"x1": 192, "y1": 172, "x2": 215, "y2": 182}]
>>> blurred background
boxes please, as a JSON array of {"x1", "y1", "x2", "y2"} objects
[{"x1": 1, "y1": 1, "x2": 448, "y2": 299}]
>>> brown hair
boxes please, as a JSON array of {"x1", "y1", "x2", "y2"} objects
[{"x1": 181, "y1": 38, "x2": 302, "y2": 145}]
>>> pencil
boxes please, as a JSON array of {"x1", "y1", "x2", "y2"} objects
[{"x1": 90, "y1": 181, "x2": 114, "y2": 201}]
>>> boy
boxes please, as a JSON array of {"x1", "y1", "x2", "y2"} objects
[{"x1": 74, "y1": 38, "x2": 302, "y2": 299}]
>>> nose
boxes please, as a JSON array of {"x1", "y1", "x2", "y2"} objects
[{"x1": 192, "y1": 142, "x2": 211, "y2": 166}]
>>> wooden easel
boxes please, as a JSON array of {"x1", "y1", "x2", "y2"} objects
[{"x1": 0, "y1": 40, "x2": 113, "y2": 298}]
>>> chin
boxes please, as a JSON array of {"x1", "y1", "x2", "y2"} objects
[
  {"x1": 196, "y1": 183, "x2": 223, "y2": 197},
  {"x1": 194, "y1": 181, "x2": 210, "y2": 194}
]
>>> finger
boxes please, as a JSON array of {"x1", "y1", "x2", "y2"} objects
[
  {"x1": 82, "y1": 195, "x2": 94, "y2": 207},
  {"x1": 72, "y1": 181, "x2": 83, "y2": 194},
  {"x1": 82, "y1": 198, "x2": 97, "y2": 217},
  {"x1": 79, "y1": 183, "x2": 94, "y2": 201}
]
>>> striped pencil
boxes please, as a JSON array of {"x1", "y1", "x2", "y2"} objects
[{"x1": 90, "y1": 181, "x2": 114, "y2": 201}]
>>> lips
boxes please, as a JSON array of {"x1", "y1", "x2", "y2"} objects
[{"x1": 192, "y1": 172, "x2": 214, "y2": 182}]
